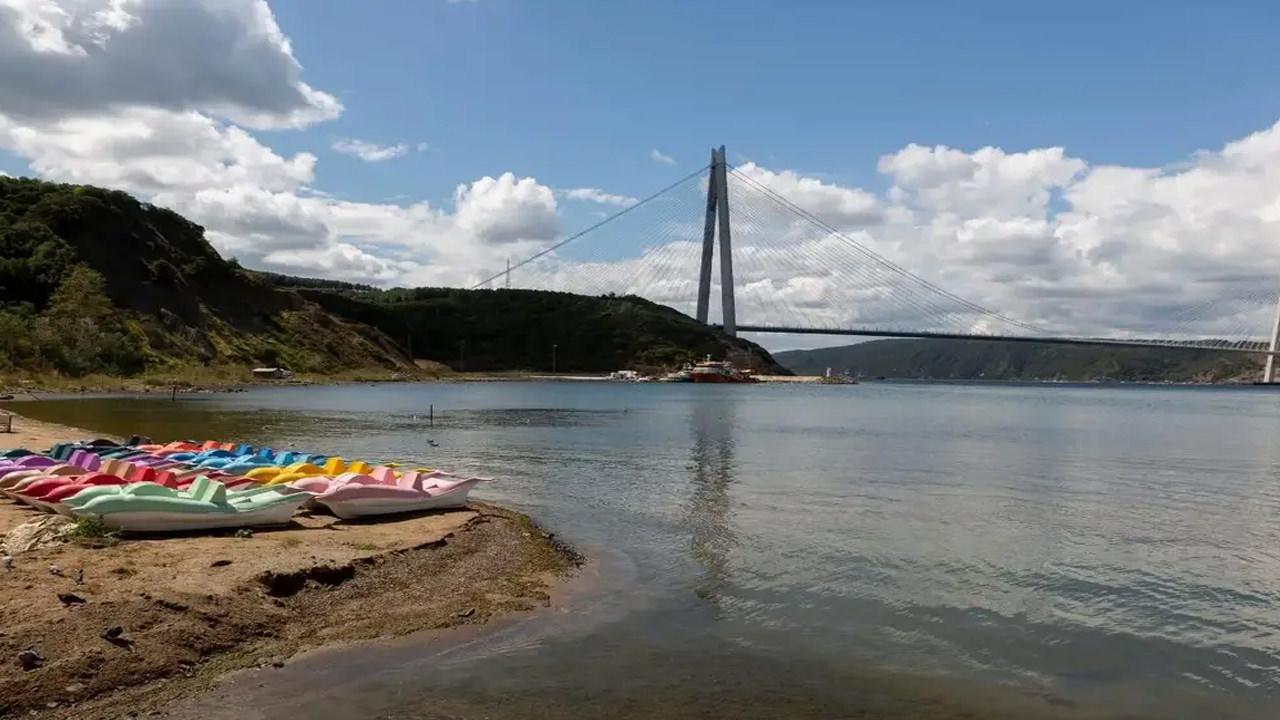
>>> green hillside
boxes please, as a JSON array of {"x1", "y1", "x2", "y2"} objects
[
  {"x1": 0, "y1": 177, "x2": 412, "y2": 379},
  {"x1": 266, "y1": 278, "x2": 786, "y2": 374},
  {"x1": 774, "y1": 338, "x2": 1264, "y2": 383},
  {"x1": 0, "y1": 176, "x2": 781, "y2": 381}
]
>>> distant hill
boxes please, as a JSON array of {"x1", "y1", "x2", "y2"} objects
[
  {"x1": 277, "y1": 282, "x2": 787, "y2": 374},
  {"x1": 0, "y1": 176, "x2": 781, "y2": 379},
  {"x1": 774, "y1": 338, "x2": 1263, "y2": 383},
  {"x1": 0, "y1": 177, "x2": 411, "y2": 377}
]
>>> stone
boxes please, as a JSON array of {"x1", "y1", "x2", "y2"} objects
[{"x1": 17, "y1": 649, "x2": 44, "y2": 671}]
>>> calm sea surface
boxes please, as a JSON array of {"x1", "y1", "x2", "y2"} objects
[{"x1": 9, "y1": 381, "x2": 1280, "y2": 719}]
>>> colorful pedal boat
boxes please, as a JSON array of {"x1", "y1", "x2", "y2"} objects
[
  {"x1": 0, "y1": 455, "x2": 58, "y2": 479},
  {"x1": 73, "y1": 477, "x2": 312, "y2": 532},
  {"x1": 8, "y1": 461, "x2": 259, "y2": 511},
  {"x1": 300, "y1": 470, "x2": 485, "y2": 519},
  {"x1": 249, "y1": 459, "x2": 418, "y2": 487},
  {"x1": 244, "y1": 461, "x2": 345, "y2": 486},
  {"x1": 1, "y1": 464, "x2": 87, "y2": 496}
]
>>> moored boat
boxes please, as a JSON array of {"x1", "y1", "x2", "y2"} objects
[
  {"x1": 296, "y1": 470, "x2": 486, "y2": 519},
  {"x1": 74, "y1": 477, "x2": 311, "y2": 533},
  {"x1": 687, "y1": 356, "x2": 758, "y2": 383},
  {"x1": 658, "y1": 365, "x2": 694, "y2": 382},
  {"x1": 0, "y1": 436, "x2": 490, "y2": 532}
]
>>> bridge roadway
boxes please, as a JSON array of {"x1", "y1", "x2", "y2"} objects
[{"x1": 728, "y1": 325, "x2": 1277, "y2": 356}]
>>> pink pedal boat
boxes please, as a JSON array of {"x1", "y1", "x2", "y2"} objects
[{"x1": 291, "y1": 469, "x2": 486, "y2": 519}]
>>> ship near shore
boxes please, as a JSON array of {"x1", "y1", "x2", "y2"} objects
[{"x1": 673, "y1": 356, "x2": 759, "y2": 383}]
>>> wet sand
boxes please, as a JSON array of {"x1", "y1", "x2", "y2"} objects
[
  {"x1": 0, "y1": 412, "x2": 578, "y2": 719},
  {"x1": 0, "y1": 410, "x2": 117, "y2": 455}
]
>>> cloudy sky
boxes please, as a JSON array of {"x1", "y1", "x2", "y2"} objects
[{"x1": 2, "y1": 0, "x2": 1280, "y2": 349}]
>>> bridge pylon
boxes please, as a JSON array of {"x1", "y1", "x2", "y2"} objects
[
  {"x1": 1265, "y1": 292, "x2": 1280, "y2": 383},
  {"x1": 695, "y1": 146, "x2": 736, "y2": 336}
]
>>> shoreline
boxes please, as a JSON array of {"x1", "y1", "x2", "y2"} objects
[
  {"x1": 4, "y1": 373, "x2": 1270, "y2": 404},
  {"x1": 0, "y1": 411, "x2": 580, "y2": 720}
]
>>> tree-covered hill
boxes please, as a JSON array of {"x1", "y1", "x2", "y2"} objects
[
  {"x1": 280, "y1": 283, "x2": 785, "y2": 374},
  {"x1": 0, "y1": 176, "x2": 783, "y2": 379},
  {"x1": 774, "y1": 338, "x2": 1263, "y2": 383},
  {"x1": 0, "y1": 177, "x2": 410, "y2": 377}
]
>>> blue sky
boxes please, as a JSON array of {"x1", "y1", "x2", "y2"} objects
[
  {"x1": 258, "y1": 0, "x2": 1280, "y2": 208},
  {"x1": 3, "y1": 0, "x2": 1280, "y2": 349}
]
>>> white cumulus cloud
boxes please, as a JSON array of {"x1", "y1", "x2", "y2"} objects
[
  {"x1": 0, "y1": 0, "x2": 341, "y2": 130},
  {"x1": 733, "y1": 162, "x2": 881, "y2": 226},
  {"x1": 650, "y1": 148, "x2": 675, "y2": 165},
  {"x1": 331, "y1": 138, "x2": 410, "y2": 162},
  {"x1": 0, "y1": 0, "x2": 568, "y2": 287},
  {"x1": 453, "y1": 173, "x2": 559, "y2": 246},
  {"x1": 560, "y1": 187, "x2": 637, "y2": 207}
]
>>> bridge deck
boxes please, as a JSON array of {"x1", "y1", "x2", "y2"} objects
[{"x1": 729, "y1": 325, "x2": 1276, "y2": 356}]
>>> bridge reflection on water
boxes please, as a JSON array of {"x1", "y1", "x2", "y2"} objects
[{"x1": 685, "y1": 396, "x2": 738, "y2": 609}]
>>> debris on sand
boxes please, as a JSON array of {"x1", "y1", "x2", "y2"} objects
[
  {"x1": 1, "y1": 516, "x2": 73, "y2": 555},
  {"x1": 100, "y1": 626, "x2": 133, "y2": 650},
  {"x1": 16, "y1": 649, "x2": 44, "y2": 671}
]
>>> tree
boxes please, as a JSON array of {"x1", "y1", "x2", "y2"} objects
[
  {"x1": 35, "y1": 265, "x2": 144, "y2": 376},
  {"x1": 0, "y1": 221, "x2": 76, "y2": 307},
  {"x1": 46, "y1": 265, "x2": 113, "y2": 323}
]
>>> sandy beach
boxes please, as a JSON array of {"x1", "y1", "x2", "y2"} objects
[
  {"x1": 0, "y1": 411, "x2": 578, "y2": 719},
  {"x1": 0, "y1": 411, "x2": 117, "y2": 456}
]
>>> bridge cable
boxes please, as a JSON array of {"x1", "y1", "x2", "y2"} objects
[
  {"x1": 472, "y1": 164, "x2": 712, "y2": 289},
  {"x1": 726, "y1": 164, "x2": 1047, "y2": 335}
]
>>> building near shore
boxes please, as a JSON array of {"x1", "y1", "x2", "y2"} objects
[{"x1": 252, "y1": 367, "x2": 293, "y2": 380}]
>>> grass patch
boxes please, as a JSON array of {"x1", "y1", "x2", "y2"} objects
[{"x1": 67, "y1": 515, "x2": 121, "y2": 548}]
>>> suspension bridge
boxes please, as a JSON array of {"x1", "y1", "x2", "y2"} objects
[{"x1": 476, "y1": 146, "x2": 1280, "y2": 382}]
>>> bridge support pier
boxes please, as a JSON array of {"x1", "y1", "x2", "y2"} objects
[
  {"x1": 695, "y1": 145, "x2": 736, "y2": 336},
  {"x1": 1265, "y1": 291, "x2": 1280, "y2": 383},
  {"x1": 695, "y1": 150, "x2": 717, "y2": 324}
]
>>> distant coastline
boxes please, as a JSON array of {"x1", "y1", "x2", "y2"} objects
[{"x1": 774, "y1": 337, "x2": 1267, "y2": 384}]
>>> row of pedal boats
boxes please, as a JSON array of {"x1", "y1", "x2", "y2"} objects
[{"x1": 0, "y1": 439, "x2": 487, "y2": 532}]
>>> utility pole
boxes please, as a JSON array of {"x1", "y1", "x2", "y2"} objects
[
  {"x1": 552, "y1": 343, "x2": 558, "y2": 374},
  {"x1": 505, "y1": 257, "x2": 511, "y2": 289}
]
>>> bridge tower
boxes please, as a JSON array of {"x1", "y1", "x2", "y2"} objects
[
  {"x1": 695, "y1": 146, "x2": 737, "y2": 336},
  {"x1": 1265, "y1": 292, "x2": 1280, "y2": 383}
]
